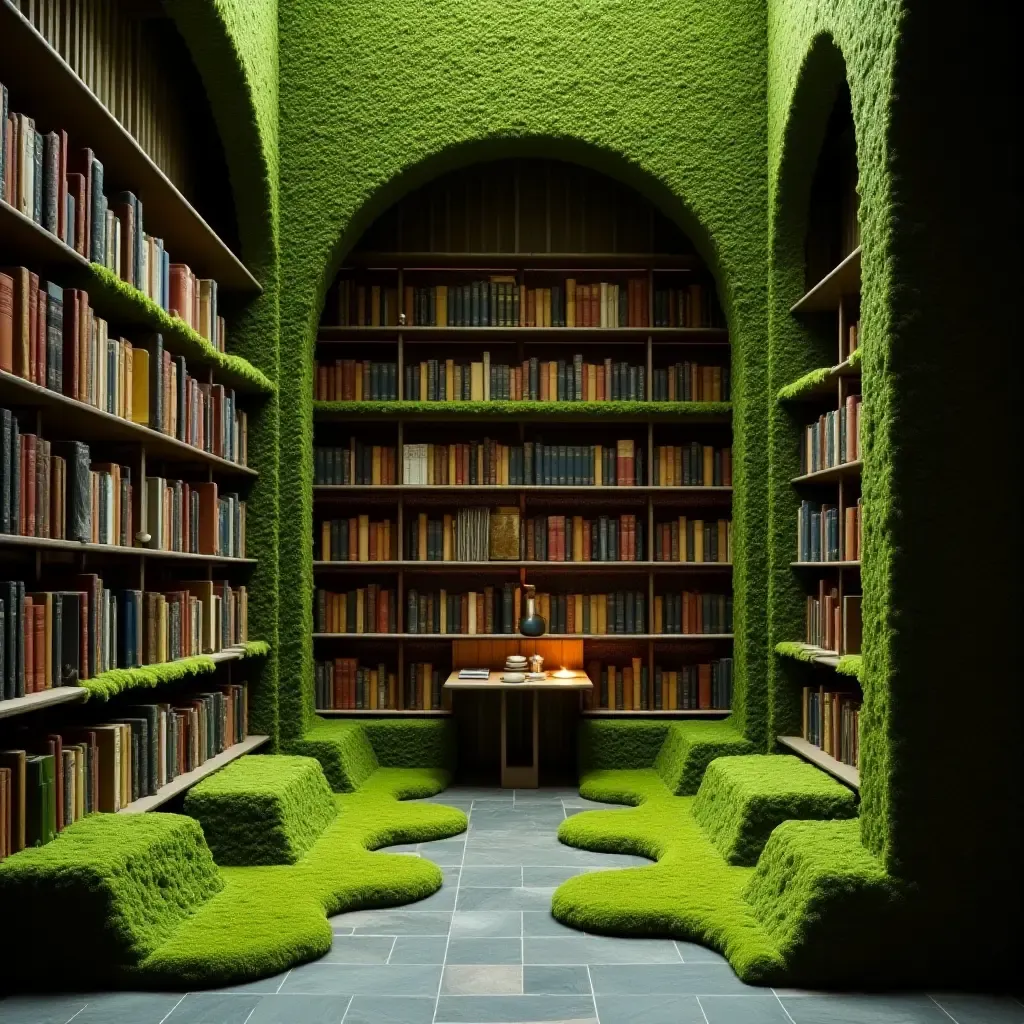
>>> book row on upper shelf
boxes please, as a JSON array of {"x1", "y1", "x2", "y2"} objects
[
  {"x1": 1, "y1": 577, "x2": 250, "y2": 701},
  {"x1": 800, "y1": 395, "x2": 861, "y2": 475},
  {"x1": 806, "y1": 585, "x2": 861, "y2": 656},
  {"x1": 315, "y1": 658, "x2": 447, "y2": 713},
  {"x1": 315, "y1": 511, "x2": 731, "y2": 566},
  {"x1": 797, "y1": 498, "x2": 861, "y2": 563},
  {"x1": 0, "y1": 682, "x2": 249, "y2": 858},
  {"x1": 313, "y1": 585, "x2": 733, "y2": 637},
  {"x1": 802, "y1": 685, "x2": 860, "y2": 770},
  {"x1": 313, "y1": 357, "x2": 731, "y2": 405},
  {"x1": 325, "y1": 277, "x2": 724, "y2": 329},
  {"x1": 2, "y1": 413, "x2": 247, "y2": 558},
  {"x1": 0, "y1": 279, "x2": 250, "y2": 465},
  {"x1": 1, "y1": 83, "x2": 229, "y2": 347},
  {"x1": 589, "y1": 657, "x2": 734, "y2": 713}
]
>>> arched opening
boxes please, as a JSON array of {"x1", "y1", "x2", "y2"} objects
[{"x1": 309, "y1": 157, "x2": 737, "y2": 784}]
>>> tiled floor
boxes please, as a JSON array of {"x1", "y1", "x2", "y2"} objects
[{"x1": 1, "y1": 788, "x2": 1022, "y2": 1023}]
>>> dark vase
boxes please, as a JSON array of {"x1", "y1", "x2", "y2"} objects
[{"x1": 519, "y1": 586, "x2": 546, "y2": 637}]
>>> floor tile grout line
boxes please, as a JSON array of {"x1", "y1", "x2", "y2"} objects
[
  {"x1": 386, "y1": 935, "x2": 397, "y2": 964},
  {"x1": 337, "y1": 994, "x2": 354, "y2": 1023},
  {"x1": 695, "y1": 994, "x2": 712, "y2": 1024},
  {"x1": 928, "y1": 994, "x2": 960, "y2": 1023},
  {"x1": 586, "y1": 963, "x2": 600, "y2": 1024},
  {"x1": 433, "y1": 797, "x2": 471, "y2": 1022},
  {"x1": 156, "y1": 993, "x2": 187, "y2": 1024},
  {"x1": 63, "y1": 1008, "x2": 87, "y2": 1024},
  {"x1": 274, "y1": 968, "x2": 291, "y2": 993},
  {"x1": 675, "y1": 940, "x2": 685, "y2": 963},
  {"x1": 240, "y1": 1005, "x2": 258, "y2": 1024},
  {"x1": 772, "y1": 987, "x2": 798, "y2": 1024}
]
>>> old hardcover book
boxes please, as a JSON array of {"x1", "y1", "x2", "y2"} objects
[{"x1": 488, "y1": 507, "x2": 519, "y2": 560}]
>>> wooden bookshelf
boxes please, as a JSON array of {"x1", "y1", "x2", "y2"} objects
[
  {"x1": 316, "y1": 708, "x2": 451, "y2": 718},
  {"x1": 0, "y1": 685, "x2": 87, "y2": 721},
  {"x1": 314, "y1": 633, "x2": 734, "y2": 641},
  {"x1": 314, "y1": 560, "x2": 732, "y2": 573},
  {"x1": 312, "y1": 401, "x2": 731, "y2": 424},
  {"x1": 118, "y1": 734, "x2": 270, "y2": 814},
  {"x1": 790, "y1": 247, "x2": 861, "y2": 314},
  {"x1": 791, "y1": 460, "x2": 862, "y2": 485},
  {"x1": 583, "y1": 708, "x2": 730, "y2": 718},
  {"x1": 777, "y1": 734, "x2": 859, "y2": 790},
  {"x1": 0, "y1": 533, "x2": 257, "y2": 565}
]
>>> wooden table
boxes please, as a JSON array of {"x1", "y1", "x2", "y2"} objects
[{"x1": 444, "y1": 671, "x2": 593, "y2": 788}]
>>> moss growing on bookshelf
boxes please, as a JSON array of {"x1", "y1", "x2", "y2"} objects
[
  {"x1": 90, "y1": 265, "x2": 276, "y2": 395},
  {"x1": 835, "y1": 654, "x2": 862, "y2": 679},
  {"x1": 313, "y1": 400, "x2": 731, "y2": 420},
  {"x1": 692, "y1": 754, "x2": 857, "y2": 865},
  {"x1": 774, "y1": 641, "x2": 822, "y2": 665},
  {"x1": 654, "y1": 720, "x2": 757, "y2": 794},
  {"x1": 81, "y1": 655, "x2": 218, "y2": 702},
  {"x1": 184, "y1": 755, "x2": 337, "y2": 865}
]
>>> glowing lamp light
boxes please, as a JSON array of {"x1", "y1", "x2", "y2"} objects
[{"x1": 553, "y1": 667, "x2": 576, "y2": 679}]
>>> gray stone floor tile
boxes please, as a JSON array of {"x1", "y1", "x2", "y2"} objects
[
  {"x1": 65, "y1": 992, "x2": 186, "y2": 1024},
  {"x1": 406, "y1": 883, "x2": 458, "y2": 910},
  {"x1": 589, "y1": 963, "x2": 757, "y2": 995},
  {"x1": 524, "y1": 965, "x2": 593, "y2": 995},
  {"x1": 514, "y1": 788, "x2": 581, "y2": 800},
  {"x1": 379, "y1": 842, "x2": 419, "y2": 853},
  {"x1": 523, "y1": 865, "x2": 595, "y2": 886},
  {"x1": 246, "y1": 994, "x2": 354, "y2": 1023},
  {"x1": 781, "y1": 994, "x2": 973, "y2": 1024},
  {"x1": 446, "y1": 937, "x2": 523, "y2": 964},
  {"x1": 461, "y1": 865, "x2": 524, "y2": 887},
  {"x1": 525, "y1": 935, "x2": 681, "y2": 965},
  {"x1": 928, "y1": 994, "x2": 1024, "y2": 1024},
  {"x1": 456, "y1": 885, "x2": 555, "y2": 912},
  {"x1": 523, "y1": 910, "x2": 583, "y2": 936},
  {"x1": 280, "y1": 963, "x2": 442, "y2": 996},
  {"x1": 441, "y1": 965, "x2": 524, "y2": 995},
  {"x1": 209, "y1": 977, "x2": 287, "y2": 995},
  {"x1": 435, "y1": 993, "x2": 596, "y2": 1022},
  {"x1": 675, "y1": 940, "x2": 728, "y2": 964},
  {"x1": 0, "y1": 996, "x2": 90, "y2": 1024},
  {"x1": 450, "y1": 910, "x2": 523, "y2": 938},
  {"x1": 340, "y1": 910, "x2": 451, "y2": 935},
  {"x1": 164, "y1": 993, "x2": 261, "y2": 1023},
  {"x1": 699, "y1": 994, "x2": 794, "y2": 1023},
  {"x1": 320, "y1": 935, "x2": 396, "y2": 964},
  {"x1": 343, "y1": 995, "x2": 437, "y2": 1024},
  {"x1": 595, "y1": 993, "x2": 707, "y2": 1023},
  {"x1": 388, "y1": 935, "x2": 449, "y2": 964}
]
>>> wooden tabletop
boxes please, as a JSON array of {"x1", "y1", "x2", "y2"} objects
[{"x1": 444, "y1": 670, "x2": 593, "y2": 692}]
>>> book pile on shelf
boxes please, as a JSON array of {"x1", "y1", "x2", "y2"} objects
[
  {"x1": 805, "y1": 584, "x2": 861, "y2": 654},
  {"x1": 0, "y1": 90, "x2": 227, "y2": 350},
  {"x1": 402, "y1": 439, "x2": 643, "y2": 486},
  {"x1": 653, "y1": 592, "x2": 733, "y2": 634},
  {"x1": 314, "y1": 360, "x2": 397, "y2": 401},
  {"x1": 314, "y1": 658, "x2": 397, "y2": 711},
  {"x1": 802, "y1": 686, "x2": 860, "y2": 768},
  {"x1": 403, "y1": 355, "x2": 647, "y2": 402},
  {"x1": 585, "y1": 657, "x2": 648, "y2": 710},
  {"x1": 800, "y1": 395, "x2": 861, "y2": 474},
  {"x1": 654, "y1": 517, "x2": 731, "y2": 563},
  {"x1": 404, "y1": 586, "x2": 519, "y2": 635},
  {"x1": 314, "y1": 587, "x2": 397, "y2": 634},
  {"x1": 313, "y1": 443, "x2": 397, "y2": 485},
  {"x1": 144, "y1": 479, "x2": 246, "y2": 557},
  {"x1": 1, "y1": 576, "x2": 249, "y2": 698},
  {"x1": 652, "y1": 284, "x2": 723, "y2": 328},
  {"x1": 797, "y1": 498, "x2": 860, "y2": 562},
  {"x1": 653, "y1": 443, "x2": 732, "y2": 486},
  {"x1": 0, "y1": 682, "x2": 249, "y2": 854},
  {"x1": 533, "y1": 591, "x2": 646, "y2": 635},
  {"x1": 525, "y1": 514, "x2": 644, "y2": 562},
  {"x1": 402, "y1": 507, "x2": 493, "y2": 562},
  {"x1": 654, "y1": 659, "x2": 733, "y2": 710},
  {"x1": 651, "y1": 362, "x2": 730, "y2": 402},
  {"x1": 405, "y1": 662, "x2": 444, "y2": 711},
  {"x1": 319, "y1": 516, "x2": 396, "y2": 562}
]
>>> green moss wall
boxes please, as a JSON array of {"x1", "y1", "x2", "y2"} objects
[
  {"x1": 766, "y1": 0, "x2": 1021, "y2": 983},
  {"x1": 277, "y1": 0, "x2": 772, "y2": 743}
]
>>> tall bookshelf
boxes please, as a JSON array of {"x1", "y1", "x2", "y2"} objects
[
  {"x1": 312, "y1": 160, "x2": 735, "y2": 728},
  {"x1": 776, "y1": 86, "x2": 862, "y2": 789},
  {"x1": 0, "y1": 0, "x2": 269, "y2": 844}
]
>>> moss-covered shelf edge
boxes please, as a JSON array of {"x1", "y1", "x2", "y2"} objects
[
  {"x1": 776, "y1": 349, "x2": 861, "y2": 402},
  {"x1": 775, "y1": 641, "x2": 862, "y2": 680},
  {"x1": 313, "y1": 399, "x2": 731, "y2": 420}
]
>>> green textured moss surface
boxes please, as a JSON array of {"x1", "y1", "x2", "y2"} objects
[
  {"x1": 835, "y1": 654, "x2": 862, "y2": 679},
  {"x1": 184, "y1": 755, "x2": 336, "y2": 865},
  {"x1": 90, "y1": 265, "x2": 275, "y2": 394},
  {"x1": 81, "y1": 655, "x2": 217, "y2": 702},
  {"x1": 692, "y1": 754, "x2": 857, "y2": 865},
  {"x1": 284, "y1": 721, "x2": 379, "y2": 792},
  {"x1": 359, "y1": 719, "x2": 456, "y2": 771},
  {"x1": 654, "y1": 720, "x2": 757, "y2": 795},
  {"x1": 313, "y1": 400, "x2": 731, "y2": 419},
  {"x1": 278, "y1": 0, "x2": 771, "y2": 747},
  {"x1": 578, "y1": 720, "x2": 670, "y2": 772},
  {"x1": 0, "y1": 814, "x2": 223, "y2": 987}
]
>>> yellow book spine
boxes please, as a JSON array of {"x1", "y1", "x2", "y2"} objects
[
  {"x1": 443, "y1": 514, "x2": 453, "y2": 561},
  {"x1": 446, "y1": 359, "x2": 454, "y2": 402},
  {"x1": 654, "y1": 596, "x2": 664, "y2": 633},
  {"x1": 321, "y1": 521, "x2": 331, "y2": 561},
  {"x1": 356, "y1": 589, "x2": 365, "y2": 633},
  {"x1": 369, "y1": 671, "x2": 378, "y2": 710},
  {"x1": 358, "y1": 515, "x2": 370, "y2": 561},
  {"x1": 694, "y1": 520, "x2": 704, "y2": 563},
  {"x1": 566, "y1": 278, "x2": 576, "y2": 328},
  {"x1": 594, "y1": 445, "x2": 603, "y2": 485}
]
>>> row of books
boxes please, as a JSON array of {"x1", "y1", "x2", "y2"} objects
[
  {"x1": 405, "y1": 587, "x2": 519, "y2": 636},
  {"x1": 1, "y1": 577, "x2": 249, "y2": 699},
  {"x1": 313, "y1": 444, "x2": 397, "y2": 486},
  {"x1": 0, "y1": 279, "x2": 248, "y2": 463},
  {"x1": 402, "y1": 357, "x2": 648, "y2": 403},
  {"x1": 797, "y1": 499, "x2": 861, "y2": 563},
  {"x1": 652, "y1": 592, "x2": 733, "y2": 635},
  {"x1": 314, "y1": 586, "x2": 397, "y2": 635},
  {"x1": 0, "y1": 683, "x2": 248, "y2": 855},
  {"x1": 319, "y1": 517, "x2": 396, "y2": 563},
  {"x1": 406, "y1": 507, "x2": 496, "y2": 562},
  {"x1": 805, "y1": 586, "x2": 862, "y2": 654},
  {"x1": 313, "y1": 658, "x2": 447, "y2": 712},
  {"x1": 652, "y1": 286, "x2": 724, "y2": 329},
  {"x1": 802, "y1": 687, "x2": 860, "y2": 768},
  {"x1": 584, "y1": 657, "x2": 733, "y2": 711},
  {"x1": 524, "y1": 515, "x2": 644, "y2": 563},
  {"x1": 800, "y1": 396, "x2": 861, "y2": 474},
  {"x1": 652, "y1": 444, "x2": 733, "y2": 487},
  {"x1": 533, "y1": 591, "x2": 646, "y2": 634},
  {"x1": 314, "y1": 360, "x2": 397, "y2": 402},
  {"x1": 651, "y1": 362, "x2": 730, "y2": 403},
  {"x1": 653, "y1": 518, "x2": 732, "y2": 564},
  {"x1": 143, "y1": 478, "x2": 247, "y2": 558},
  {"x1": 0, "y1": 89, "x2": 227, "y2": 349},
  {"x1": 402, "y1": 440, "x2": 644, "y2": 487}
]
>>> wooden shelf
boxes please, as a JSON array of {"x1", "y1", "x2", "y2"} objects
[
  {"x1": 777, "y1": 355, "x2": 861, "y2": 402},
  {"x1": 315, "y1": 709, "x2": 451, "y2": 717},
  {"x1": 118, "y1": 735, "x2": 269, "y2": 813},
  {"x1": 313, "y1": 485, "x2": 731, "y2": 497},
  {"x1": 791, "y1": 460, "x2": 862, "y2": 485},
  {"x1": 776, "y1": 642, "x2": 841, "y2": 669},
  {"x1": 317, "y1": 326, "x2": 726, "y2": 344},
  {"x1": 312, "y1": 401, "x2": 730, "y2": 424},
  {"x1": 313, "y1": 633, "x2": 733, "y2": 641},
  {"x1": 790, "y1": 247, "x2": 862, "y2": 313},
  {"x1": 582, "y1": 708, "x2": 730, "y2": 718},
  {"x1": 0, "y1": 370, "x2": 258, "y2": 477},
  {"x1": 777, "y1": 735, "x2": 859, "y2": 791},
  {"x1": 0, "y1": 534, "x2": 255, "y2": 565},
  {"x1": 341, "y1": 251, "x2": 702, "y2": 271},
  {"x1": 790, "y1": 561, "x2": 861, "y2": 570},
  {"x1": 314, "y1": 560, "x2": 731, "y2": 573},
  {"x1": 0, "y1": 685, "x2": 86, "y2": 721},
  {"x1": 0, "y1": 1, "x2": 259, "y2": 293}
]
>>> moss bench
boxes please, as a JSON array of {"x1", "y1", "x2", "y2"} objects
[
  {"x1": 693, "y1": 754, "x2": 858, "y2": 865},
  {"x1": 184, "y1": 755, "x2": 337, "y2": 865}
]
